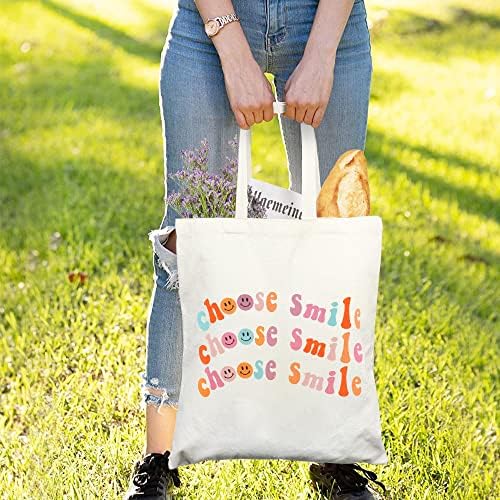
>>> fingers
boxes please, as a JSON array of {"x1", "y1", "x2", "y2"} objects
[
  {"x1": 295, "y1": 104, "x2": 308, "y2": 123},
  {"x1": 233, "y1": 96, "x2": 274, "y2": 128},
  {"x1": 238, "y1": 98, "x2": 327, "y2": 128},
  {"x1": 242, "y1": 110, "x2": 256, "y2": 128},
  {"x1": 253, "y1": 109, "x2": 265, "y2": 124},
  {"x1": 284, "y1": 104, "x2": 296, "y2": 122},
  {"x1": 284, "y1": 72, "x2": 331, "y2": 127},
  {"x1": 234, "y1": 109, "x2": 249, "y2": 129},
  {"x1": 311, "y1": 107, "x2": 326, "y2": 128},
  {"x1": 263, "y1": 104, "x2": 274, "y2": 122},
  {"x1": 284, "y1": 96, "x2": 327, "y2": 128},
  {"x1": 227, "y1": 67, "x2": 276, "y2": 128},
  {"x1": 303, "y1": 107, "x2": 318, "y2": 127}
]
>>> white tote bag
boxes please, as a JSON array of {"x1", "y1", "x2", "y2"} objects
[{"x1": 169, "y1": 103, "x2": 387, "y2": 468}]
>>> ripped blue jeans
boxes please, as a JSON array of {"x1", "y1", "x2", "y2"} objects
[{"x1": 140, "y1": 0, "x2": 372, "y2": 412}]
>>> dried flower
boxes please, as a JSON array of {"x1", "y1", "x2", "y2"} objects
[{"x1": 166, "y1": 138, "x2": 266, "y2": 219}]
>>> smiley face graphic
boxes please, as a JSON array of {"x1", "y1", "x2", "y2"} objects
[
  {"x1": 221, "y1": 331, "x2": 237, "y2": 349},
  {"x1": 238, "y1": 328, "x2": 254, "y2": 345},
  {"x1": 237, "y1": 294, "x2": 254, "y2": 311},
  {"x1": 221, "y1": 297, "x2": 237, "y2": 314},
  {"x1": 237, "y1": 362, "x2": 253, "y2": 379},
  {"x1": 221, "y1": 366, "x2": 236, "y2": 382}
]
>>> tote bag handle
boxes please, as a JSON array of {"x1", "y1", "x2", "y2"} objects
[{"x1": 235, "y1": 101, "x2": 321, "y2": 220}]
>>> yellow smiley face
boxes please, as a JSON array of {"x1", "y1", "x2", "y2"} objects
[
  {"x1": 221, "y1": 297, "x2": 237, "y2": 314},
  {"x1": 237, "y1": 362, "x2": 253, "y2": 379}
]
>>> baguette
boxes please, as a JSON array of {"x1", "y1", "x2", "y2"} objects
[{"x1": 316, "y1": 149, "x2": 370, "y2": 218}]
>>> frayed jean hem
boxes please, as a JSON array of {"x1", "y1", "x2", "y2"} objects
[{"x1": 148, "y1": 225, "x2": 179, "y2": 291}]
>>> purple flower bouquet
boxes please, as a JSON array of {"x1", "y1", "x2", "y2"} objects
[{"x1": 166, "y1": 138, "x2": 266, "y2": 219}]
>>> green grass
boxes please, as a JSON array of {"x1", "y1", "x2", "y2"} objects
[{"x1": 0, "y1": 0, "x2": 498, "y2": 498}]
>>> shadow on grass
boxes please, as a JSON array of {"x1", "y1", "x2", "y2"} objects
[
  {"x1": 40, "y1": 0, "x2": 169, "y2": 63},
  {"x1": 369, "y1": 134, "x2": 498, "y2": 178},
  {"x1": 0, "y1": 52, "x2": 159, "y2": 123},
  {"x1": 366, "y1": 130, "x2": 500, "y2": 224},
  {"x1": 370, "y1": 68, "x2": 412, "y2": 103},
  {"x1": 0, "y1": 144, "x2": 165, "y2": 269},
  {"x1": 448, "y1": 7, "x2": 500, "y2": 30},
  {"x1": 371, "y1": 6, "x2": 499, "y2": 59}
]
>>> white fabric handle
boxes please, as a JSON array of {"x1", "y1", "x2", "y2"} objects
[{"x1": 235, "y1": 101, "x2": 321, "y2": 220}]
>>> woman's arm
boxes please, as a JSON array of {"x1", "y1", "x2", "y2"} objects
[
  {"x1": 284, "y1": 0, "x2": 355, "y2": 128},
  {"x1": 195, "y1": 0, "x2": 275, "y2": 129}
]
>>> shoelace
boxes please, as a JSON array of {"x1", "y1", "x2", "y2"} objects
[
  {"x1": 320, "y1": 463, "x2": 386, "y2": 495},
  {"x1": 132, "y1": 452, "x2": 181, "y2": 495}
]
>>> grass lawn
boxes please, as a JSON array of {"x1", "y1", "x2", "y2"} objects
[{"x1": 0, "y1": 0, "x2": 498, "y2": 498}]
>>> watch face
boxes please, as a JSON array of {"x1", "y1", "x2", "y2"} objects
[{"x1": 205, "y1": 20, "x2": 219, "y2": 37}]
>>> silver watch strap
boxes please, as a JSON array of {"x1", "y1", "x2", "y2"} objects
[{"x1": 214, "y1": 13, "x2": 239, "y2": 28}]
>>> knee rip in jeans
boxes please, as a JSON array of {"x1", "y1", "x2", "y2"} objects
[
  {"x1": 140, "y1": 372, "x2": 179, "y2": 413},
  {"x1": 148, "y1": 225, "x2": 179, "y2": 291}
]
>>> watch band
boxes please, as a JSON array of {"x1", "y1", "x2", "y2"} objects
[
  {"x1": 204, "y1": 13, "x2": 240, "y2": 38},
  {"x1": 215, "y1": 13, "x2": 239, "y2": 27}
]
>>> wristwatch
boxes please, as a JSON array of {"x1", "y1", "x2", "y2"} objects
[{"x1": 204, "y1": 13, "x2": 240, "y2": 38}]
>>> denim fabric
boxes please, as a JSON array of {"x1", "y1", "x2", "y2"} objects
[{"x1": 140, "y1": 0, "x2": 373, "y2": 411}]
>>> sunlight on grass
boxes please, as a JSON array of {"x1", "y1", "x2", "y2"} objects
[{"x1": 0, "y1": 0, "x2": 498, "y2": 499}]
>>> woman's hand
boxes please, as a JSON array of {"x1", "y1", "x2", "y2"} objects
[
  {"x1": 283, "y1": 0, "x2": 356, "y2": 128},
  {"x1": 194, "y1": 1, "x2": 274, "y2": 128},
  {"x1": 212, "y1": 23, "x2": 275, "y2": 129},
  {"x1": 284, "y1": 52, "x2": 335, "y2": 128},
  {"x1": 221, "y1": 53, "x2": 275, "y2": 129}
]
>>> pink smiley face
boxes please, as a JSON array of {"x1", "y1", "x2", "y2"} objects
[
  {"x1": 221, "y1": 366, "x2": 236, "y2": 382},
  {"x1": 221, "y1": 331, "x2": 237, "y2": 348},
  {"x1": 237, "y1": 294, "x2": 254, "y2": 311}
]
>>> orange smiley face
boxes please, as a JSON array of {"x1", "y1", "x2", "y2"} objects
[
  {"x1": 237, "y1": 362, "x2": 253, "y2": 379},
  {"x1": 221, "y1": 297, "x2": 237, "y2": 314}
]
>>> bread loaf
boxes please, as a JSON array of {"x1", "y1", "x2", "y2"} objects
[{"x1": 316, "y1": 150, "x2": 370, "y2": 218}]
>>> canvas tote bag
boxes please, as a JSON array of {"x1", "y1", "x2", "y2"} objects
[{"x1": 169, "y1": 102, "x2": 387, "y2": 468}]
